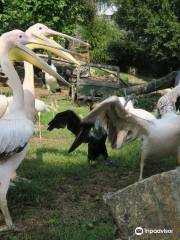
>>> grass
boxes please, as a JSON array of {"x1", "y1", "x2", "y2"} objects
[{"x1": 0, "y1": 94, "x2": 177, "y2": 240}]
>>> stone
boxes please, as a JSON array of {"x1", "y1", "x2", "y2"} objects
[{"x1": 103, "y1": 167, "x2": 180, "y2": 240}]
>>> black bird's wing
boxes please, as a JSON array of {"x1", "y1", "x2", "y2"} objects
[
  {"x1": 48, "y1": 110, "x2": 93, "y2": 152},
  {"x1": 68, "y1": 123, "x2": 92, "y2": 153},
  {"x1": 47, "y1": 110, "x2": 82, "y2": 135}
]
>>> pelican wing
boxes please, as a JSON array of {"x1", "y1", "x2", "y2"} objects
[
  {"x1": 0, "y1": 118, "x2": 33, "y2": 161},
  {"x1": 85, "y1": 96, "x2": 148, "y2": 126},
  {"x1": 71, "y1": 96, "x2": 150, "y2": 150}
]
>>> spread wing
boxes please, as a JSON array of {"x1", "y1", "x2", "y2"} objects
[
  {"x1": 0, "y1": 118, "x2": 33, "y2": 161},
  {"x1": 47, "y1": 110, "x2": 83, "y2": 135},
  {"x1": 48, "y1": 110, "x2": 93, "y2": 152},
  {"x1": 70, "y1": 96, "x2": 150, "y2": 151}
]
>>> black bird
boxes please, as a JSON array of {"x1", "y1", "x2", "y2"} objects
[{"x1": 47, "y1": 110, "x2": 112, "y2": 164}]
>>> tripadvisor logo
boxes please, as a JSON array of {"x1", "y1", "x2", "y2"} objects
[
  {"x1": 135, "y1": 227, "x2": 173, "y2": 236},
  {"x1": 135, "y1": 227, "x2": 143, "y2": 236}
]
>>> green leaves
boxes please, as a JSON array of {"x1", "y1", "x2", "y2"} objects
[
  {"x1": 78, "y1": 16, "x2": 124, "y2": 63},
  {"x1": 0, "y1": 0, "x2": 95, "y2": 34},
  {"x1": 115, "y1": 0, "x2": 180, "y2": 75}
]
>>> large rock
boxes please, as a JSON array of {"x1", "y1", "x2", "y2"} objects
[{"x1": 103, "y1": 167, "x2": 180, "y2": 240}]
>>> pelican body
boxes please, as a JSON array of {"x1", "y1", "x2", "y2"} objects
[
  {"x1": 144, "y1": 113, "x2": 180, "y2": 159},
  {"x1": 0, "y1": 29, "x2": 64, "y2": 231}
]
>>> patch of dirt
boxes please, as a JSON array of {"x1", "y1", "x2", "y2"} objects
[
  {"x1": 35, "y1": 88, "x2": 69, "y2": 99},
  {"x1": 31, "y1": 136, "x2": 67, "y2": 144},
  {"x1": 53, "y1": 169, "x2": 138, "y2": 223},
  {"x1": 128, "y1": 75, "x2": 145, "y2": 85}
]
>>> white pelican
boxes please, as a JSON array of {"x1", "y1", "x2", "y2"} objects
[
  {"x1": 35, "y1": 99, "x2": 56, "y2": 140},
  {"x1": 0, "y1": 25, "x2": 76, "y2": 184},
  {"x1": 0, "y1": 29, "x2": 64, "y2": 231},
  {"x1": 43, "y1": 53, "x2": 59, "y2": 110},
  {"x1": 45, "y1": 54, "x2": 59, "y2": 94},
  {"x1": 7, "y1": 25, "x2": 76, "y2": 184},
  {"x1": 27, "y1": 23, "x2": 81, "y2": 88},
  {"x1": 0, "y1": 24, "x2": 76, "y2": 135},
  {"x1": 0, "y1": 24, "x2": 73, "y2": 183},
  {"x1": 69, "y1": 96, "x2": 180, "y2": 181},
  {"x1": 24, "y1": 24, "x2": 80, "y2": 139}
]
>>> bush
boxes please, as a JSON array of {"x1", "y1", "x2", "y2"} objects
[{"x1": 78, "y1": 16, "x2": 124, "y2": 63}]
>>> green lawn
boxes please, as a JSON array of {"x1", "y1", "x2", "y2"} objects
[{"x1": 0, "y1": 96, "x2": 176, "y2": 240}]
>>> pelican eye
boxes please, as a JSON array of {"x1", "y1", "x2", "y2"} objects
[
  {"x1": 39, "y1": 27, "x2": 42, "y2": 30},
  {"x1": 19, "y1": 35, "x2": 22, "y2": 38}
]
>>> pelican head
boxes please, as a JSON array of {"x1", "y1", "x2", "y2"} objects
[
  {"x1": 27, "y1": 23, "x2": 61, "y2": 37},
  {"x1": 0, "y1": 29, "x2": 70, "y2": 86},
  {"x1": 27, "y1": 23, "x2": 89, "y2": 47},
  {"x1": 0, "y1": 30, "x2": 32, "y2": 54},
  {"x1": 26, "y1": 23, "x2": 80, "y2": 66}
]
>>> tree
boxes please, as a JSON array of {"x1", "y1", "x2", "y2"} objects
[
  {"x1": 117, "y1": 71, "x2": 177, "y2": 96},
  {"x1": 114, "y1": 0, "x2": 180, "y2": 76},
  {"x1": 0, "y1": 0, "x2": 96, "y2": 34},
  {"x1": 78, "y1": 16, "x2": 124, "y2": 63}
]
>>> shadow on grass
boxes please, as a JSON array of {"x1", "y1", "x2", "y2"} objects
[
  {"x1": 5, "y1": 142, "x2": 177, "y2": 240},
  {"x1": 9, "y1": 142, "x2": 177, "y2": 210},
  {"x1": 15, "y1": 143, "x2": 177, "y2": 201}
]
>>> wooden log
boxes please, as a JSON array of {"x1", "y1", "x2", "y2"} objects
[
  {"x1": 77, "y1": 79, "x2": 120, "y2": 89},
  {"x1": 118, "y1": 71, "x2": 177, "y2": 96}
]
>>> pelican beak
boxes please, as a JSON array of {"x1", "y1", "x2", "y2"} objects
[
  {"x1": 42, "y1": 28, "x2": 90, "y2": 47},
  {"x1": 9, "y1": 43, "x2": 71, "y2": 87},
  {"x1": 27, "y1": 32, "x2": 80, "y2": 65}
]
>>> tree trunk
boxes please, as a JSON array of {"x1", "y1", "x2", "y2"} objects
[{"x1": 118, "y1": 71, "x2": 177, "y2": 96}]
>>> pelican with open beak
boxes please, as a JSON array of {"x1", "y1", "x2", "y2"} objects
[
  {"x1": 0, "y1": 29, "x2": 71, "y2": 231},
  {"x1": 26, "y1": 23, "x2": 82, "y2": 65}
]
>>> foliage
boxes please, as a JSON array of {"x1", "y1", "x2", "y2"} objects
[
  {"x1": 114, "y1": 0, "x2": 180, "y2": 76},
  {"x1": 78, "y1": 16, "x2": 124, "y2": 63},
  {"x1": 0, "y1": 0, "x2": 96, "y2": 34},
  {"x1": 1, "y1": 0, "x2": 179, "y2": 76}
]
